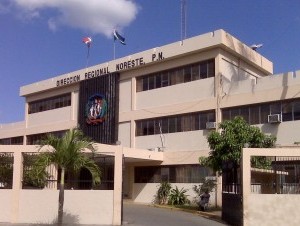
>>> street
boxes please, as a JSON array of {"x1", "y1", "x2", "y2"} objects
[{"x1": 123, "y1": 202, "x2": 228, "y2": 226}]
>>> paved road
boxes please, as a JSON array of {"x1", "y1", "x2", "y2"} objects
[
  {"x1": 123, "y1": 202, "x2": 228, "y2": 226},
  {"x1": 0, "y1": 203, "x2": 227, "y2": 226}
]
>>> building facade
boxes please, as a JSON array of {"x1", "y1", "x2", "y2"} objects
[{"x1": 1, "y1": 29, "x2": 300, "y2": 204}]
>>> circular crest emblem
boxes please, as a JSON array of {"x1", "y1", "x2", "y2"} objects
[{"x1": 85, "y1": 94, "x2": 107, "y2": 125}]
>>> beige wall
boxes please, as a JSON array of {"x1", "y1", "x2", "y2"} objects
[
  {"x1": 135, "y1": 130, "x2": 210, "y2": 151},
  {"x1": 0, "y1": 144, "x2": 123, "y2": 225},
  {"x1": 247, "y1": 194, "x2": 300, "y2": 226},
  {"x1": 132, "y1": 183, "x2": 217, "y2": 207},
  {"x1": 136, "y1": 78, "x2": 215, "y2": 110},
  {"x1": 0, "y1": 190, "x2": 12, "y2": 222},
  {"x1": 0, "y1": 190, "x2": 114, "y2": 225},
  {"x1": 119, "y1": 78, "x2": 132, "y2": 112},
  {"x1": 27, "y1": 107, "x2": 73, "y2": 127},
  {"x1": 118, "y1": 122, "x2": 131, "y2": 147},
  {"x1": 0, "y1": 121, "x2": 25, "y2": 139},
  {"x1": 242, "y1": 148, "x2": 300, "y2": 226}
]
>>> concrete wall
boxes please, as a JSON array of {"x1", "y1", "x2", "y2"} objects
[
  {"x1": 27, "y1": 107, "x2": 72, "y2": 127},
  {"x1": 132, "y1": 183, "x2": 217, "y2": 207},
  {"x1": 0, "y1": 121, "x2": 25, "y2": 139},
  {"x1": 242, "y1": 148, "x2": 300, "y2": 226},
  {"x1": 0, "y1": 144, "x2": 123, "y2": 225},
  {"x1": 0, "y1": 190, "x2": 12, "y2": 223},
  {"x1": 136, "y1": 78, "x2": 215, "y2": 110},
  {"x1": 17, "y1": 190, "x2": 113, "y2": 225},
  {"x1": 119, "y1": 78, "x2": 132, "y2": 112},
  {"x1": 258, "y1": 121, "x2": 300, "y2": 146},
  {"x1": 135, "y1": 130, "x2": 210, "y2": 151},
  {"x1": 247, "y1": 194, "x2": 300, "y2": 226}
]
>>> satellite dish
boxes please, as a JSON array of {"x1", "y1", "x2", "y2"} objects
[{"x1": 250, "y1": 43, "x2": 263, "y2": 51}]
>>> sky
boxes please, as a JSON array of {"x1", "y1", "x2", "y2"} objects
[{"x1": 0, "y1": 0, "x2": 300, "y2": 124}]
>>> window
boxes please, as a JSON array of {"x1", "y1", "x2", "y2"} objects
[
  {"x1": 148, "y1": 75, "x2": 155, "y2": 90},
  {"x1": 161, "y1": 72, "x2": 169, "y2": 87},
  {"x1": 136, "y1": 110, "x2": 215, "y2": 136},
  {"x1": 135, "y1": 165, "x2": 214, "y2": 183},
  {"x1": 200, "y1": 62, "x2": 208, "y2": 79},
  {"x1": 240, "y1": 107, "x2": 249, "y2": 123},
  {"x1": 191, "y1": 64, "x2": 200, "y2": 81},
  {"x1": 260, "y1": 104, "x2": 270, "y2": 124},
  {"x1": 282, "y1": 101, "x2": 293, "y2": 121},
  {"x1": 270, "y1": 102, "x2": 281, "y2": 115},
  {"x1": 0, "y1": 136, "x2": 23, "y2": 145},
  {"x1": 207, "y1": 60, "x2": 215, "y2": 78},
  {"x1": 222, "y1": 109, "x2": 231, "y2": 121},
  {"x1": 155, "y1": 73, "x2": 162, "y2": 88},
  {"x1": 142, "y1": 77, "x2": 148, "y2": 91},
  {"x1": 249, "y1": 105, "x2": 260, "y2": 125},
  {"x1": 221, "y1": 98, "x2": 300, "y2": 125},
  {"x1": 183, "y1": 67, "x2": 191, "y2": 83},
  {"x1": 28, "y1": 93, "x2": 71, "y2": 114},
  {"x1": 148, "y1": 120, "x2": 155, "y2": 135},
  {"x1": 136, "y1": 59, "x2": 215, "y2": 92},
  {"x1": 26, "y1": 130, "x2": 67, "y2": 145},
  {"x1": 181, "y1": 115, "x2": 191, "y2": 131},
  {"x1": 294, "y1": 100, "x2": 300, "y2": 120},
  {"x1": 168, "y1": 117, "x2": 177, "y2": 133}
]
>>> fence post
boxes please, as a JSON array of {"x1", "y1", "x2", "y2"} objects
[{"x1": 11, "y1": 151, "x2": 23, "y2": 223}]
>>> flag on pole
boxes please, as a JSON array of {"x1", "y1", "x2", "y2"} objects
[
  {"x1": 82, "y1": 37, "x2": 92, "y2": 47},
  {"x1": 113, "y1": 30, "x2": 126, "y2": 45},
  {"x1": 82, "y1": 37, "x2": 92, "y2": 67}
]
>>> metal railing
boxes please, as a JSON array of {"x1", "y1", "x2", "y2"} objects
[
  {"x1": 0, "y1": 152, "x2": 14, "y2": 189},
  {"x1": 22, "y1": 153, "x2": 114, "y2": 190}
]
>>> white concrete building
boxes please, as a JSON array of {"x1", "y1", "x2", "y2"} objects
[{"x1": 1, "y1": 29, "x2": 300, "y2": 211}]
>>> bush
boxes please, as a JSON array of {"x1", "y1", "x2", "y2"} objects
[
  {"x1": 193, "y1": 178, "x2": 216, "y2": 196},
  {"x1": 168, "y1": 186, "x2": 189, "y2": 205},
  {"x1": 156, "y1": 182, "x2": 172, "y2": 204}
]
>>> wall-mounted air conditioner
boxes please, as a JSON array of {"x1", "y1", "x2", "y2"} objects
[
  {"x1": 268, "y1": 114, "x2": 282, "y2": 123},
  {"x1": 206, "y1": 122, "x2": 217, "y2": 129}
]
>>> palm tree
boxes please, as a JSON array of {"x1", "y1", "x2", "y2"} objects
[{"x1": 33, "y1": 128, "x2": 101, "y2": 225}]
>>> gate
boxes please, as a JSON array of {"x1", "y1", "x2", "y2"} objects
[{"x1": 222, "y1": 161, "x2": 243, "y2": 226}]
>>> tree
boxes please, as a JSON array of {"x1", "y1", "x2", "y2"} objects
[
  {"x1": 156, "y1": 182, "x2": 172, "y2": 204},
  {"x1": 200, "y1": 116, "x2": 276, "y2": 173},
  {"x1": 193, "y1": 178, "x2": 216, "y2": 196},
  {"x1": 33, "y1": 128, "x2": 101, "y2": 225},
  {"x1": 0, "y1": 153, "x2": 13, "y2": 189}
]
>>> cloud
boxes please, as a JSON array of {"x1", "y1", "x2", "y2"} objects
[
  {"x1": 11, "y1": 0, "x2": 139, "y2": 36},
  {"x1": 0, "y1": 1, "x2": 11, "y2": 14}
]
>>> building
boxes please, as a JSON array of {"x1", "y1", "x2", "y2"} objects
[{"x1": 1, "y1": 29, "x2": 300, "y2": 207}]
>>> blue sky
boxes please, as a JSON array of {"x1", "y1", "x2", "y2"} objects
[{"x1": 1, "y1": 0, "x2": 300, "y2": 124}]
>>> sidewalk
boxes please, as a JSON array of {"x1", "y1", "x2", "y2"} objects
[
  {"x1": 152, "y1": 204, "x2": 224, "y2": 223},
  {"x1": 151, "y1": 204, "x2": 223, "y2": 223}
]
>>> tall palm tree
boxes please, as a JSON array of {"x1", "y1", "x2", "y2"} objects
[{"x1": 33, "y1": 128, "x2": 101, "y2": 225}]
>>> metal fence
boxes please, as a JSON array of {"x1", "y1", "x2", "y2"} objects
[
  {"x1": 22, "y1": 152, "x2": 114, "y2": 190},
  {"x1": 251, "y1": 156, "x2": 300, "y2": 194},
  {"x1": 0, "y1": 152, "x2": 14, "y2": 189}
]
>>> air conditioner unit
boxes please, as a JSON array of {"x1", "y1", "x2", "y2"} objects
[
  {"x1": 206, "y1": 122, "x2": 217, "y2": 129},
  {"x1": 268, "y1": 114, "x2": 282, "y2": 123}
]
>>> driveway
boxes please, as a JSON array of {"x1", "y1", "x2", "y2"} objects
[
  {"x1": 0, "y1": 202, "x2": 227, "y2": 226},
  {"x1": 123, "y1": 202, "x2": 228, "y2": 226}
]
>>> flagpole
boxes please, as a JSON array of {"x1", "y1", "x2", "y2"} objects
[
  {"x1": 82, "y1": 37, "x2": 92, "y2": 68},
  {"x1": 113, "y1": 41, "x2": 116, "y2": 60},
  {"x1": 86, "y1": 46, "x2": 90, "y2": 68}
]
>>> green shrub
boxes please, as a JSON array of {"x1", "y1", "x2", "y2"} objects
[
  {"x1": 168, "y1": 186, "x2": 189, "y2": 205},
  {"x1": 157, "y1": 182, "x2": 172, "y2": 204}
]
